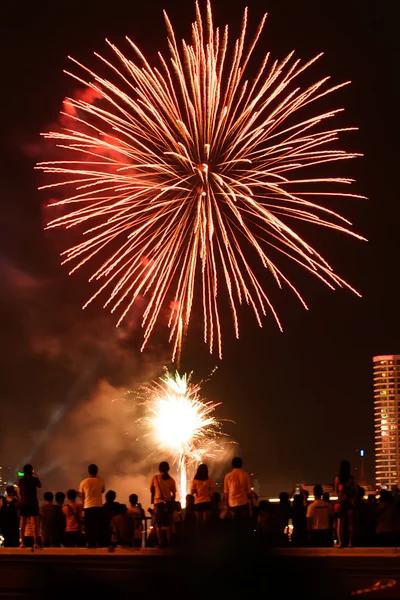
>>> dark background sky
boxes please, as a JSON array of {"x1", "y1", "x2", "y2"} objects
[{"x1": 0, "y1": 0, "x2": 398, "y2": 495}]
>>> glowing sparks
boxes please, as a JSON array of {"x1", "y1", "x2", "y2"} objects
[
  {"x1": 140, "y1": 371, "x2": 226, "y2": 502},
  {"x1": 37, "y1": 1, "x2": 365, "y2": 359}
]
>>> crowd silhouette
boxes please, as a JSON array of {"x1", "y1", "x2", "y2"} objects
[{"x1": 1, "y1": 458, "x2": 400, "y2": 550}]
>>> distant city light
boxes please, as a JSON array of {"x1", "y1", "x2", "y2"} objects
[{"x1": 360, "y1": 449, "x2": 365, "y2": 457}]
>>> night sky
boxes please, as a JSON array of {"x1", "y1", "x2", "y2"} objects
[{"x1": 0, "y1": 0, "x2": 398, "y2": 495}]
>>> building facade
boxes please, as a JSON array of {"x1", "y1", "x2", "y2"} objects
[{"x1": 374, "y1": 355, "x2": 400, "y2": 489}]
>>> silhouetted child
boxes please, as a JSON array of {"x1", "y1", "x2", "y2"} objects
[
  {"x1": 182, "y1": 494, "x2": 196, "y2": 535},
  {"x1": 258, "y1": 499, "x2": 286, "y2": 547},
  {"x1": 360, "y1": 495, "x2": 377, "y2": 547},
  {"x1": 275, "y1": 492, "x2": 291, "y2": 546},
  {"x1": 53, "y1": 492, "x2": 66, "y2": 547},
  {"x1": 128, "y1": 494, "x2": 144, "y2": 549},
  {"x1": 258, "y1": 500, "x2": 272, "y2": 536},
  {"x1": 103, "y1": 490, "x2": 120, "y2": 519},
  {"x1": 103, "y1": 490, "x2": 120, "y2": 546},
  {"x1": 40, "y1": 492, "x2": 55, "y2": 547},
  {"x1": 63, "y1": 489, "x2": 84, "y2": 547},
  {"x1": 145, "y1": 507, "x2": 158, "y2": 548},
  {"x1": 111, "y1": 504, "x2": 134, "y2": 547},
  {"x1": 172, "y1": 501, "x2": 183, "y2": 545},
  {"x1": 211, "y1": 492, "x2": 223, "y2": 518}
]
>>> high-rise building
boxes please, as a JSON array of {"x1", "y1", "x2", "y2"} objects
[{"x1": 374, "y1": 355, "x2": 400, "y2": 490}]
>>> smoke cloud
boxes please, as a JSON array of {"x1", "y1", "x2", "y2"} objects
[
  {"x1": 0, "y1": 255, "x2": 166, "y2": 488},
  {"x1": 0, "y1": 81, "x2": 233, "y2": 501},
  {"x1": 38, "y1": 379, "x2": 159, "y2": 506},
  {"x1": 0, "y1": 258, "x2": 232, "y2": 504}
]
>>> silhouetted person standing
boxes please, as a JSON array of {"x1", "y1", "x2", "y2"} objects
[
  {"x1": 292, "y1": 493, "x2": 308, "y2": 546},
  {"x1": 223, "y1": 457, "x2": 252, "y2": 527},
  {"x1": 0, "y1": 486, "x2": 19, "y2": 547},
  {"x1": 274, "y1": 492, "x2": 291, "y2": 546},
  {"x1": 63, "y1": 489, "x2": 84, "y2": 547},
  {"x1": 334, "y1": 460, "x2": 358, "y2": 547},
  {"x1": 79, "y1": 464, "x2": 105, "y2": 548},
  {"x1": 307, "y1": 485, "x2": 333, "y2": 547},
  {"x1": 150, "y1": 461, "x2": 177, "y2": 547},
  {"x1": 18, "y1": 464, "x2": 41, "y2": 548},
  {"x1": 375, "y1": 490, "x2": 396, "y2": 546},
  {"x1": 190, "y1": 463, "x2": 215, "y2": 523}
]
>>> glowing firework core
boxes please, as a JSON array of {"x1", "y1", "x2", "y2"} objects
[
  {"x1": 142, "y1": 372, "x2": 225, "y2": 503},
  {"x1": 151, "y1": 390, "x2": 215, "y2": 452}
]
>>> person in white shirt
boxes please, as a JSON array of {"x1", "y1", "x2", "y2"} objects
[
  {"x1": 306, "y1": 485, "x2": 334, "y2": 547},
  {"x1": 224, "y1": 457, "x2": 253, "y2": 523},
  {"x1": 150, "y1": 461, "x2": 177, "y2": 547},
  {"x1": 79, "y1": 463, "x2": 105, "y2": 548},
  {"x1": 190, "y1": 463, "x2": 215, "y2": 523}
]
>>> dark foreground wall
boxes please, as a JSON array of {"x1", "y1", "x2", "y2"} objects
[
  {"x1": 0, "y1": 550, "x2": 174, "y2": 599},
  {"x1": 1, "y1": 546, "x2": 400, "y2": 599}
]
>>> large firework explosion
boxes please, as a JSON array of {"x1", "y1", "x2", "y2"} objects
[
  {"x1": 37, "y1": 1, "x2": 364, "y2": 359},
  {"x1": 139, "y1": 370, "x2": 227, "y2": 503}
]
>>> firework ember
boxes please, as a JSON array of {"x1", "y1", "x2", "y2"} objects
[
  {"x1": 140, "y1": 371, "x2": 227, "y2": 503},
  {"x1": 37, "y1": 1, "x2": 365, "y2": 359}
]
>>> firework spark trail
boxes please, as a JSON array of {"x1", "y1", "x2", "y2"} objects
[
  {"x1": 139, "y1": 371, "x2": 227, "y2": 503},
  {"x1": 37, "y1": 1, "x2": 365, "y2": 359}
]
